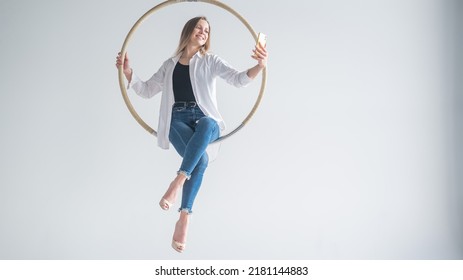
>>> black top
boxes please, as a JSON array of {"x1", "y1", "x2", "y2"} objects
[{"x1": 172, "y1": 62, "x2": 196, "y2": 102}]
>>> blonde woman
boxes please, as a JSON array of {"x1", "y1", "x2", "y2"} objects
[{"x1": 116, "y1": 16, "x2": 267, "y2": 253}]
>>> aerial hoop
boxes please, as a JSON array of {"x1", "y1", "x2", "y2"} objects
[{"x1": 118, "y1": 0, "x2": 267, "y2": 143}]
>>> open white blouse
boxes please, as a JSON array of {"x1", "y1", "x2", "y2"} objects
[{"x1": 129, "y1": 51, "x2": 253, "y2": 150}]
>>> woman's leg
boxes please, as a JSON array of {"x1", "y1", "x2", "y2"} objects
[
  {"x1": 179, "y1": 154, "x2": 208, "y2": 212},
  {"x1": 160, "y1": 120, "x2": 193, "y2": 210},
  {"x1": 178, "y1": 117, "x2": 219, "y2": 179},
  {"x1": 166, "y1": 115, "x2": 219, "y2": 252},
  {"x1": 166, "y1": 116, "x2": 219, "y2": 212},
  {"x1": 172, "y1": 210, "x2": 189, "y2": 252}
]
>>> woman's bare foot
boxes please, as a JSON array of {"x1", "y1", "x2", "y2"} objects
[
  {"x1": 172, "y1": 211, "x2": 189, "y2": 253},
  {"x1": 159, "y1": 173, "x2": 187, "y2": 210}
]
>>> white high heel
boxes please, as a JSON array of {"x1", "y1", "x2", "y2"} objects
[
  {"x1": 159, "y1": 198, "x2": 173, "y2": 211},
  {"x1": 172, "y1": 239, "x2": 186, "y2": 253}
]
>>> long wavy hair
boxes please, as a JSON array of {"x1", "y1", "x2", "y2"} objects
[{"x1": 175, "y1": 16, "x2": 211, "y2": 56}]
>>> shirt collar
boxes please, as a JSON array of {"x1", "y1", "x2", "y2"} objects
[{"x1": 171, "y1": 50, "x2": 204, "y2": 63}]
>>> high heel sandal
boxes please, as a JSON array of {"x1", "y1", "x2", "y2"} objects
[
  {"x1": 172, "y1": 239, "x2": 186, "y2": 253},
  {"x1": 159, "y1": 198, "x2": 173, "y2": 211}
]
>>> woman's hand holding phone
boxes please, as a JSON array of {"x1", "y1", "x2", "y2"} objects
[{"x1": 252, "y1": 32, "x2": 268, "y2": 68}]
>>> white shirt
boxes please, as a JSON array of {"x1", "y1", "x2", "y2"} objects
[{"x1": 129, "y1": 52, "x2": 253, "y2": 150}]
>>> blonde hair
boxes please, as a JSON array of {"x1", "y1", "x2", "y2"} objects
[{"x1": 175, "y1": 16, "x2": 211, "y2": 56}]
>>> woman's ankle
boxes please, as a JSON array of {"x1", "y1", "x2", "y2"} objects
[{"x1": 175, "y1": 173, "x2": 188, "y2": 185}]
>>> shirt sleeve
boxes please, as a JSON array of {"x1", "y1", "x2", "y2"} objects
[
  {"x1": 212, "y1": 55, "x2": 253, "y2": 88},
  {"x1": 128, "y1": 62, "x2": 167, "y2": 99}
]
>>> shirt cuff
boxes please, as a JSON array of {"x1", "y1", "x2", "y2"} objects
[
  {"x1": 240, "y1": 70, "x2": 253, "y2": 86},
  {"x1": 127, "y1": 70, "x2": 141, "y2": 90}
]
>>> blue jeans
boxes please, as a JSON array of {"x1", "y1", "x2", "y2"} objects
[{"x1": 169, "y1": 102, "x2": 220, "y2": 214}]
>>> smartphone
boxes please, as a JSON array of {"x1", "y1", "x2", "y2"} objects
[{"x1": 256, "y1": 32, "x2": 267, "y2": 48}]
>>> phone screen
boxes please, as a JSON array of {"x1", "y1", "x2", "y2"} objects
[{"x1": 256, "y1": 33, "x2": 267, "y2": 48}]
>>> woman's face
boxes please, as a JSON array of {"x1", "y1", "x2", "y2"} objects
[{"x1": 190, "y1": 19, "x2": 209, "y2": 47}]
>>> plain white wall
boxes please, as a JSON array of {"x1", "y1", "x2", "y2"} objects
[
  {"x1": 0, "y1": 0, "x2": 461, "y2": 259},
  {"x1": 455, "y1": 0, "x2": 463, "y2": 257}
]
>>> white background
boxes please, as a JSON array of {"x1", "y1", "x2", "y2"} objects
[{"x1": 0, "y1": 0, "x2": 462, "y2": 259}]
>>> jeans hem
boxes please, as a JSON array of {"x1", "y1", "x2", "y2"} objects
[
  {"x1": 177, "y1": 170, "x2": 191, "y2": 180},
  {"x1": 178, "y1": 208, "x2": 193, "y2": 214}
]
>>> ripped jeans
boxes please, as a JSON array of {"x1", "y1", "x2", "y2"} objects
[{"x1": 168, "y1": 102, "x2": 220, "y2": 214}]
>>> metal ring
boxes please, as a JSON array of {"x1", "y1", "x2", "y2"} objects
[{"x1": 118, "y1": 0, "x2": 267, "y2": 143}]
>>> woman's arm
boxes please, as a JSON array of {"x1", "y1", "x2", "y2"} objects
[
  {"x1": 247, "y1": 43, "x2": 268, "y2": 79},
  {"x1": 116, "y1": 51, "x2": 165, "y2": 99},
  {"x1": 246, "y1": 64, "x2": 265, "y2": 80},
  {"x1": 212, "y1": 41, "x2": 268, "y2": 87}
]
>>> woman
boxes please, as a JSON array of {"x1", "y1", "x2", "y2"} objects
[{"x1": 116, "y1": 16, "x2": 267, "y2": 253}]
